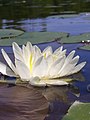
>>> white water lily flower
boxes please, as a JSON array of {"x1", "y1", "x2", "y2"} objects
[{"x1": 0, "y1": 42, "x2": 86, "y2": 86}]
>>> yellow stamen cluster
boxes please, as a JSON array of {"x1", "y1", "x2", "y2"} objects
[{"x1": 29, "y1": 54, "x2": 33, "y2": 72}]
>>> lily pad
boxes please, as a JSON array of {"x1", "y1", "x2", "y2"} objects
[
  {"x1": 60, "y1": 33, "x2": 90, "y2": 44},
  {"x1": 62, "y1": 101, "x2": 90, "y2": 120},
  {"x1": 0, "y1": 29, "x2": 24, "y2": 39},
  {"x1": 79, "y1": 44, "x2": 90, "y2": 50},
  {"x1": 49, "y1": 14, "x2": 79, "y2": 19},
  {"x1": 0, "y1": 32, "x2": 68, "y2": 46}
]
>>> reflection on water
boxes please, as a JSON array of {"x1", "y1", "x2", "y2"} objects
[
  {"x1": 1, "y1": 13, "x2": 90, "y2": 35},
  {"x1": 0, "y1": 83, "x2": 80, "y2": 120},
  {"x1": 0, "y1": 85, "x2": 48, "y2": 120}
]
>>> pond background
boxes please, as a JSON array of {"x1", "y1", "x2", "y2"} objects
[
  {"x1": 0, "y1": 0, "x2": 90, "y2": 120},
  {"x1": 0, "y1": 0, "x2": 90, "y2": 35}
]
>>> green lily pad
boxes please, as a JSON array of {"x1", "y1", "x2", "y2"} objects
[
  {"x1": 50, "y1": 14, "x2": 79, "y2": 19},
  {"x1": 60, "y1": 33, "x2": 90, "y2": 44},
  {"x1": 62, "y1": 101, "x2": 90, "y2": 120},
  {"x1": 79, "y1": 44, "x2": 90, "y2": 50},
  {"x1": 0, "y1": 32, "x2": 68, "y2": 46},
  {"x1": 0, "y1": 29, "x2": 24, "y2": 39}
]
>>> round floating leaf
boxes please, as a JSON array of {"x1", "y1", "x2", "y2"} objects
[
  {"x1": 0, "y1": 32, "x2": 68, "y2": 46},
  {"x1": 79, "y1": 44, "x2": 90, "y2": 50},
  {"x1": 49, "y1": 14, "x2": 79, "y2": 19},
  {"x1": 62, "y1": 101, "x2": 90, "y2": 120},
  {"x1": 60, "y1": 33, "x2": 90, "y2": 44},
  {"x1": 0, "y1": 29, "x2": 24, "y2": 39}
]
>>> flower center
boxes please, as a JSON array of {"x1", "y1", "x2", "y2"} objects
[
  {"x1": 53, "y1": 54, "x2": 57, "y2": 60},
  {"x1": 43, "y1": 53, "x2": 46, "y2": 58},
  {"x1": 29, "y1": 54, "x2": 33, "y2": 72}
]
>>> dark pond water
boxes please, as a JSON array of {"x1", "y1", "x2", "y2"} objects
[{"x1": 0, "y1": 0, "x2": 90, "y2": 120}]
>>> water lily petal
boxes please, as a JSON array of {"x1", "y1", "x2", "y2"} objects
[
  {"x1": 54, "y1": 46, "x2": 67, "y2": 57},
  {"x1": 46, "y1": 55, "x2": 54, "y2": 67},
  {"x1": 43, "y1": 46, "x2": 53, "y2": 58},
  {"x1": 57, "y1": 49, "x2": 67, "y2": 57},
  {"x1": 71, "y1": 56, "x2": 79, "y2": 65},
  {"x1": 71, "y1": 62, "x2": 86, "y2": 74},
  {"x1": 33, "y1": 45, "x2": 42, "y2": 61},
  {"x1": 54, "y1": 46, "x2": 63, "y2": 54},
  {"x1": 22, "y1": 45, "x2": 30, "y2": 65},
  {"x1": 43, "y1": 46, "x2": 53, "y2": 53},
  {"x1": 58, "y1": 50, "x2": 75, "y2": 75},
  {"x1": 49, "y1": 56, "x2": 66, "y2": 77},
  {"x1": 12, "y1": 42, "x2": 23, "y2": 61},
  {"x1": 26, "y1": 42, "x2": 32, "y2": 52},
  {"x1": 59, "y1": 64, "x2": 76, "y2": 77},
  {"x1": 59, "y1": 56, "x2": 80, "y2": 76},
  {"x1": 29, "y1": 77, "x2": 68, "y2": 86},
  {"x1": 1, "y1": 49, "x2": 17, "y2": 75},
  {"x1": 45, "y1": 79, "x2": 68, "y2": 86},
  {"x1": 33, "y1": 56, "x2": 43, "y2": 68},
  {"x1": 26, "y1": 42, "x2": 33, "y2": 61},
  {"x1": 0, "y1": 62, "x2": 16, "y2": 77},
  {"x1": 33, "y1": 45, "x2": 41, "y2": 54},
  {"x1": 29, "y1": 77, "x2": 46, "y2": 87},
  {"x1": 15, "y1": 59, "x2": 31, "y2": 80},
  {"x1": 66, "y1": 50, "x2": 75, "y2": 62},
  {"x1": 33, "y1": 56, "x2": 48, "y2": 78}
]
